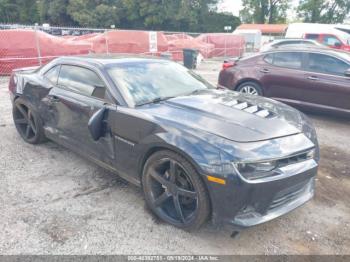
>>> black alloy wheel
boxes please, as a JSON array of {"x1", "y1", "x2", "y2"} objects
[
  {"x1": 13, "y1": 98, "x2": 46, "y2": 144},
  {"x1": 142, "y1": 151, "x2": 210, "y2": 230}
]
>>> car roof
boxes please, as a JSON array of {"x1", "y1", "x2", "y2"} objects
[
  {"x1": 263, "y1": 45, "x2": 330, "y2": 53},
  {"x1": 273, "y1": 38, "x2": 315, "y2": 42},
  {"x1": 261, "y1": 45, "x2": 350, "y2": 62},
  {"x1": 56, "y1": 54, "x2": 170, "y2": 66}
]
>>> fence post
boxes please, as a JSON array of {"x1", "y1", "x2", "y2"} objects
[
  {"x1": 105, "y1": 29, "x2": 109, "y2": 55},
  {"x1": 34, "y1": 24, "x2": 42, "y2": 66},
  {"x1": 225, "y1": 33, "x2": 227, "y2": 58}
]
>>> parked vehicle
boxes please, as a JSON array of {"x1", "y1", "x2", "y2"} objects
[
  {"x1": 233, "y1": 29, "x2": 262, "y2": 51},
  {"x1": 219, "y1": 46, "x2": 350, "y2": 116},
  {"x1": 260, "y1": 39, "x2": 324, "y2": 52},
  {"x1": 304, "y1": 33, "x2": 350, "y2": 52},
  {"x1": 9, "y1": 55, "x2": 319, "y2": 230},
  {"x1": 285, "y1": 23, "x2": 350, "y2": 52}
]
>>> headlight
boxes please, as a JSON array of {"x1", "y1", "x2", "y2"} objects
[
  {"x1": 235, "y1": 160, "x2": 278, "y2": 180},
  {"x1": 234, "y1": 149, "x2": 315, "y2": 180}
]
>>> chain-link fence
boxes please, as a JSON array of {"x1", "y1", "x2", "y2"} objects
[{"x1": 0, "y1": 24, "x2": 246, "y2": 84}]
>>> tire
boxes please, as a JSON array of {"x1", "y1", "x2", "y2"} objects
[
  {"x1": 236, "y1": 81, "x2": 263, "y2": 96},
  {"x1": 142, "y1": 150, "x2": 210, "y2": 231},
  {"x1": 13, "y1": 97, "x2": 47, "y2": 144}
]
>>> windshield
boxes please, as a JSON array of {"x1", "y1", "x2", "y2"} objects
[{"x1": 107, "y1": 60, "x2": 214, "y2": 106}]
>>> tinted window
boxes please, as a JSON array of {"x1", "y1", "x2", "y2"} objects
[
  {"x1": 305, "y1": 34, "x2": 319, "y2": 40},
  {"x1": 58, "y1": 65, "x2": 106, "y2": 99},
  {"x1": 308, "y1": 53, "x2": 349, "y2": 76},
  {"x1": 44, "y1": 65, "x2": 60, "y2": 84},
  {"x1": 323, "y1": 35, "x2": 342, "y2": 46},
  {"x1": 277, "y1": 40, "x2": 300, "y2": 46},
  {"x1": 264, "y1": 54, "x2": 274, "y2": 64},
  {"x1": 273, "y1": 52, "x2": 303, "y2": 69}
]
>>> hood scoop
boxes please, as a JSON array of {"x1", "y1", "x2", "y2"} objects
[{"x1": 220, "y1": 99, "x2": 274, "y2": 119}]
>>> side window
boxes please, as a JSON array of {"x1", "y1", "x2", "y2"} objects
[
  {"x1": 308, "y1": 53, "x2": 349, "y2": 76},
  {"x1": 323, "y1": 35, "x2": 342, "y2": 47},
  {"x1": 305, "y1": 34, "x2": 319, "y2": 40},
  {"x1": 58, "y1": 65, "x2": 106, "y2": 99},
  {"x1": 44, "y1": 65, "x2": 60, "y2": 84},
  {"x1": 264, "y1": 54, "x2": 274, "y2": 64},
  {"x1": 273, "y1": 52, "x2": 303, "y2": 69}
]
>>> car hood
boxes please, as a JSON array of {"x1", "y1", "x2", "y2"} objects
[{"x1": 139, "y1": 89, "x2": 305, "y2": 143}]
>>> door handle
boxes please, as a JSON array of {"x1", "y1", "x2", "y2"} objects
[
  {"x1": 307, "y1": 76, "x2": 318, "y2": 81},
  {"x1": 260, "y1": 69, "x2": 270, "y2": 73}
]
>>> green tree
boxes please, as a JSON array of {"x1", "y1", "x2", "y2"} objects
[
  {"x1": 201, "y1": 12, "x2": 241, "y2": 32},
  {"x1": 240, "y1": 0, "x2": 290, "y2": 24},
  {"x1": 297, "y1": 0, "x2": 350, "y2": 23},
  {"x1": 67, "y1": 0, "x2": 120, "y2": 27},
  {"x1": 37, "y1": 0, "x2": 75, "y2": 26},
  {"x1": 0, "y1": 0, "x2": 240, "y2": 32},
  {"x1": 0, "y1": 0, "x2": 39, "y2": 24}
]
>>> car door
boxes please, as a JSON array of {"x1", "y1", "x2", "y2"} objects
[
  {"x1": 46, "y1": 64, "x2": 117, "y2": 166},
  {"x1": 259, "y1": 51, "x2": 307, "y2": 102},
  {"x1": 303, "y1": 52, "x2": 350, "y2": 111}
]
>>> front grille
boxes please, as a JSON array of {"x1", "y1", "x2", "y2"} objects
[
  {"x1": 277, "y1": 151, "x2": 313, "y2": 168},
  {"x1": 268, "y1": 181, "x2": 309, "y2": 211},
  {"x1": 220, "y1": 100, "x2": 274, "y2": 118}
]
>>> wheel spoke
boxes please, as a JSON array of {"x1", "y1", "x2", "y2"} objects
[
  {"x1": 168, "y1": 160, "x2": 177, "y2": 183},
  {"x1": 25, "y1": 125, "x2": 31, "y2": 138},
  {"x1": 177, "y1": 188, "x2": 197, "y2": 199},
  {"x1": 16, "y1": 104, "x2": 29, "y2": 121},
  {"x1": 28, "y1": 119, "x2": 36, "y2": 134},
  {"x1": 150, "y1": 168, "x2": 169, "y2": 187},
  {"x1": 154, "y1": 192, "x2": 170, "y2": 207},
  {"x1": 14, "y1": 118, "x2": 27, "y2": 124},
  {"x1": 173, "y1": 195, "x2": 185, "y2": 223}
]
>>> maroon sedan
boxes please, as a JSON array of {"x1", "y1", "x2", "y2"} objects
[{"x1": 218, "y1": 46, "x2": 350, "y2": 115}]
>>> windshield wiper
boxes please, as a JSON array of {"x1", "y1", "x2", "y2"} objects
[{"x1": 137, "y1": 96, "x2": 175, "y2": 106}]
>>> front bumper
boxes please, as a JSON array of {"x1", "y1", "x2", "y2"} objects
[{"x1": 207, "y1": 159, "x2": 317, "y2": 228}]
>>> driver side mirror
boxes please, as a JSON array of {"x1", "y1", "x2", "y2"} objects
[
  {"x1": 345, "y1": 69, "x2": 350, "y2": 77},
  {"x1": 334, "y1": 42, "x2": 341, "y2": 48},
  {"x1": 88, "y1": 107, "x2": 107, "y2": 141}
]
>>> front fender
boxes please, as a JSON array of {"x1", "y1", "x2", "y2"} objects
[{"x1": 138, "y1": 130, "x2": 223, "y2": 177}]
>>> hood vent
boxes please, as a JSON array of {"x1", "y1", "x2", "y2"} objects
[{"x1": 221, "y1": 100, "x2": 274, "y2": 118}]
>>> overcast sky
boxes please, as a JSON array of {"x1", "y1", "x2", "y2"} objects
[{"x1": 218, "y1": 0, "x2": 299, "y2": 18}]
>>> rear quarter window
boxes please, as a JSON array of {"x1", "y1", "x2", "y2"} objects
[
  {"x1": 263, "y1": 54, "x2": 274, "y2": 64},
  {"x1": 44, "y1": 65, "x2": 60, "y2": 84},
  {"x1": 58, "y1": 65, "x2": 107, "y2": 99},
  {"x1": 272, "y1": 52, "x2": 303, "y2": 69}
]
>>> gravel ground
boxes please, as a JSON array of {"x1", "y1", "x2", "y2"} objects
[{"x1": 0, "y1": 60, "x2": 349, "y2": 255}]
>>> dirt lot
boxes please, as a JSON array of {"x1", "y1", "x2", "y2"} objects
[{"x1": 0, "y1": 60, "x2": 349, "y2": 255}]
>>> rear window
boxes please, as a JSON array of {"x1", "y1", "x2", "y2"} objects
[
  {"x1": 272, "y1": 52, "x2": 303, "y2": 69},
  {"x1": 44, "y1": 65, "x2": 60, "y2": 84},
  {"x1": 305, "y1": 34, "x2": 319, "y2": 40},
  {"x1": 276, "y1": 40, "x2": 301, "y2": 46}
]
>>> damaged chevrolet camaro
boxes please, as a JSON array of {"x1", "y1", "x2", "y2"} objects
[{"x1": 9, "y1": 56, "x2": 319, "y2": 231}]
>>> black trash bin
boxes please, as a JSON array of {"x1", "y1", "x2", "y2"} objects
[{"x1": 183, "y1": 48, "x2": 199, "y2": 69}]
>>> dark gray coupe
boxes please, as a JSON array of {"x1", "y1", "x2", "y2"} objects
[{"x1": 9, "y1": 55, "x2": 319, "y2": 231}]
